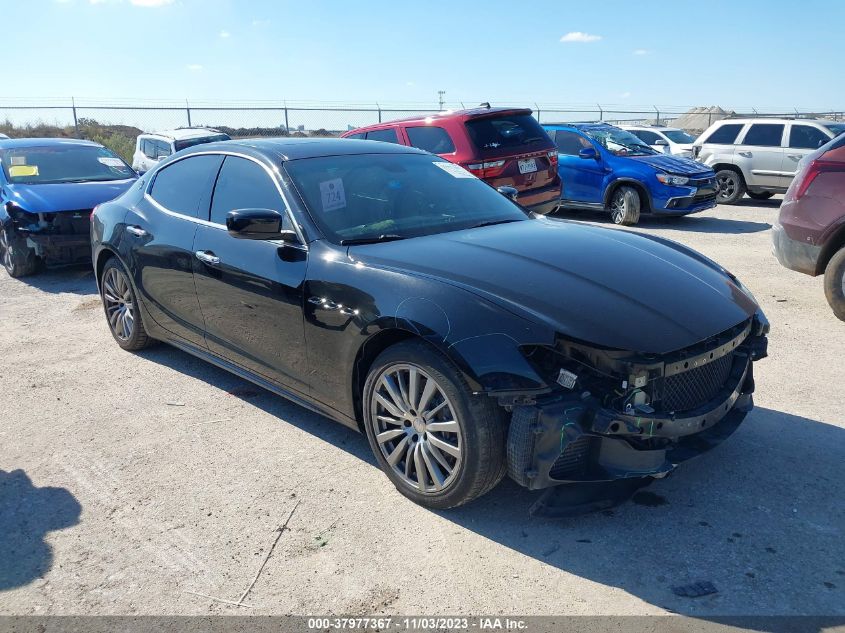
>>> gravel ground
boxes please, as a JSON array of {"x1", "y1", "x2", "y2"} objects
[{"x1": 1, "y1": 197, "x2": 843, "y2": 618}]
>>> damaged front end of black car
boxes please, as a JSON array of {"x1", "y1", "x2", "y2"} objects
[{"x1": 502, "y1": 311, "x2": 769, "y2": 513}]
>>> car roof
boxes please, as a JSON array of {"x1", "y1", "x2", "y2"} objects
[
  {"x1": 619, "y1": 124, "x2": 682, "y2": 131},
  {"x1": 349, "y1": 106, "x2": 532, "y2": 131},
  {"x1": 181, "y1": 137, "x2": 427, "y2": 161},
  {"x1": 542, "y1": 122, "x2": 617, "y2": 131},
  {"x1": 141, "y1": 128, "x2": 226, "y2": 141},
  {"x1": 0, "y1": 137, "x2": 103, "y2": 150},
  {"x1": 714, "y1": 118, "x2": 838, "y2": 126}
]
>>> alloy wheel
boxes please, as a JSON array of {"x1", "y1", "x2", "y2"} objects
[
  {"x1": 1, "y1": 229, "x2": 13, "y2": 271},
  {"x1": 718, "y1": 174, "x2": 737, "y2": 201},
  {"x1": 369, "y1": 363, "x2": 462, "y2": 494},
  {"x1": 102, "y1": 266, "x2": 135, "y2": 341},
  {"x1": 610, "y1": 191, "x2": 626, "y2": 223}
]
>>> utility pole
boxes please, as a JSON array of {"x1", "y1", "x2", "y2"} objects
[{"x1": 438, "y1": 90, "x2": 446, "y2": 110}]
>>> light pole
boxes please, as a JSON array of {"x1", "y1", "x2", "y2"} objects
[{"x1": 438, "y1": 90, "x2": 446, "y2": 110}]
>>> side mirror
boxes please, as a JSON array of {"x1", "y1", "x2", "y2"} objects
[
  {"x1": 578, "y1": 147, "x2": 598, "y2": 160},
  {"x1": 654, "y1": 139, "x2": 669, "y2": 146},
  {"x1": 226, "y1": 208, "x2": 293, "y2": 241},
  {"x1": 496, "y1": 185, "x2": 519, "y2": 202}
]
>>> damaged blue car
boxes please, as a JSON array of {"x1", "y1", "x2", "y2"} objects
[{"x1": 0, "y1": 138, "x2": 137, "y2": 277}]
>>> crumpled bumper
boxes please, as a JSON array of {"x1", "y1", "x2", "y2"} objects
[{"x1": 506, "y1": 347, "x2": 760, "y2": 491}]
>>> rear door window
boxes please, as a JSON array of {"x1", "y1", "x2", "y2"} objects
[
  {"x1": 365, "y1": 129, "x2": 400, "y2": 144},
  {"x1": 742, "y1": 124, "x2": 785, "y2": 147},
  {"x1": 210, "y1": 156, "x2": 290, "y2": 227},
  {"x1": 789, "y1": 125, "x2": 830, "y2": 149},
  {"x1": 406, "y1": 126, "x2": 456, "y2": 154},
  {"x1": 465, "y1": 114, "x2": 548, "y2": 157},
  {"x1": 345, "y1": 133, "x2": 366, "y2": 140},
  {"x1": 149, "y1": 154, "x2": 224, "y2": 218},
  {"x1": 703, "y1": 123, "x2": 743, "y2": 145},
  {"x1": 631, "y1": 130, "x2": 661, "y2": 144}
]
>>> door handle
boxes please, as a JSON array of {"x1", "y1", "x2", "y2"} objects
[
  {"x1": 126, "y1": 225, "x2": 148, "y2": 237},
  {"x1": 787, "y1": 154, "x2": 802, "y2": 161},
  {"x1": 195, "y1": 250, "x2": 220, "y2": 265},
  {"x1": 738, "y1": 151, "x2": 753, "y2": 158}
]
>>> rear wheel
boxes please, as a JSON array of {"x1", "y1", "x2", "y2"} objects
[
  {"x1": 362, "y1": 340, "x2": 508, "y2": 509},
  {"x1": 0, "y1": 226, "x2": 40, "y2": 278},
  {"x1": 100, "y1": 258, "x2": 156, "y2": 350},
  {"x1": 823, "y1": 248, "x2": 845, "y2": 322},
  {"x1": 608, "y1": 186, "x2": 641, "y2": 225},
  {"x1": 747, "y1": 191, "x2": 774, "y2": 201},
  {"x1": 715, "y1": 168, "x2": 746, "y2": 204}
]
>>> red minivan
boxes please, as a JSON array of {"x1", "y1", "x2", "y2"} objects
[{"x1": 342, "y1": 107, "x2": 562, "y2": 215}]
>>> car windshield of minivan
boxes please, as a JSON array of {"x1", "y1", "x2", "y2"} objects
[
  {"x1": 285, "y1": 153, "x2": 528, "y2": 244},
  {"x1": 465, "y1": 114, "x2": 548, "y2": 157},
  {"x1": 663, "y1": 130, "x2": 695, "y2": 144},
  {"x1": 586, "y1": 127, "x2": 658, "y2": 156},
  {"x1": 0, "y1": 145, "x2": 135, "y2": 184},
  {"x1": 174, "y1": 134, "x2": 231, "y2": 152}
]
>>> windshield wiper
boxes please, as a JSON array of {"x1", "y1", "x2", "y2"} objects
[
  {"x1": 340, "y1": 233, "x2": 405, "y2": 246},
  {"x1": 470, "y1": 218, "x2": 521, "y2": 229}
]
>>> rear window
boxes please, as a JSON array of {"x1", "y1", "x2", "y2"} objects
[
  {"x1": 365, "y1": 129, "x2": 400, "y2": 144},
  {"x1": 465, "y1": 114, "x2": 549, "y2": 157},
  {"x1": 703, "y1": 123, "x2": 743, "y2": 145},
  {"x1": 149, "y1": 154, "x2": 224, "y2": 218},
  {"x1": 743, "y1": 124, "x2": 784, "y2": 147},
  {"x1": 406, "y1": 126, "x2": 456, "y2": 154}
]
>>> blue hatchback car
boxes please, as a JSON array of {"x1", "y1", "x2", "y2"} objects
[
  {"x1": 542, "y1": 123, "x2": 717, "y2": 225},
  {"x1": 0, "y1": 138, "x2": 137, "y2": 277}
]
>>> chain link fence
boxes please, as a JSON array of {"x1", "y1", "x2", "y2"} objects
[{"x1": 2, "y1": 99, "x2": 843, "y2": 163}]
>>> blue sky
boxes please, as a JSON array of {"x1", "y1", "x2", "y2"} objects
[{"x1": 6, "y1": 0, "x2": 842, "y2": 111}]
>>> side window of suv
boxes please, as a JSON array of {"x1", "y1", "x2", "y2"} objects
[
  {"x1": 554, "y1": 130, "x2": 589, "y2": 155},
  {"x1": 743, "y1": 124, "x2": 785, "y2": 147},
  {"x1": 149, "y1": 154, "x2": 224, "y2": 218},
  {"x1": 141, "y1": 139, "x2": 156, "y2": 159},
  {"x1": 703, "y1": 123, "x2": 743, "y2": 145},
  {"x1": 210, "y1": 156, "x2": 292, "y2": 229},
  {"x1": 632, "y1": 130, "x2": 661, "y2": 144},
  {"x1": 789, "y1": 125, "x2": 830, "y2": 150},
  {"x1": 365, "y1": 129, "x2": 400, "y2": 144},
  {"x1": 406, "y1": 126, "x2": 456, "y2": 154}
]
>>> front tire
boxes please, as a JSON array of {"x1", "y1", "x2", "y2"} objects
[
  {"x1": 100, "y1": 257, "x2": 156, "y2": 350},
  {"x1": 362, "y1": 340, "x2": 508, "y2": 509},
  {"x1": 823, "y1": 248, "x2": 845, "y2": 322},
  {"x1": 1, "y1": 226, "x2": 40, "y2": 278},
  {"x1": 608, "y1": 186, "x2": 641, "y2": 225},
  {"x1": 716, "y1": 168, "x2": 746, "y2": 204}
]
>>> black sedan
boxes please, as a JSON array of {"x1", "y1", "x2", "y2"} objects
[{"x1": 91, "y1": 139, "x2": 769, "y2": 509}]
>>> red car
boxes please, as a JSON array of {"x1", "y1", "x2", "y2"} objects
[
  {"x1": 773, "y1": 133, "x2": 845, "y2": 320},
  {"x1": 342, "y1": 107, "x2": 561, "y2": 215}
]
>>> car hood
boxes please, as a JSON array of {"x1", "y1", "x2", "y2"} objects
[
  {"x1": 4, "y1": 179, "x2": 137, "y2": 213},
  {"x1": 354, "y1": 219, "x2": 757, "y2": 354},
  {"x1": 631, "y1": 153, "x2": 711, "y2": 176}
]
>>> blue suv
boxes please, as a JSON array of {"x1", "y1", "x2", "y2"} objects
[{"x1": 542, "y1": 123, "x2": 717, "y2": 225}]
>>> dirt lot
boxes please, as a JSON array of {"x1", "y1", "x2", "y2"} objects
[{"x1": 1, "y1": 197, "x2": 843, "y2": 618}]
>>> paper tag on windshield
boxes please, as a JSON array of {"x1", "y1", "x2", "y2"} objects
[
  {"x1": 320, "y1": 178, "x2": 346, "y2": 212},
  {"x1": 98, "y1": 157, "x2": 126, "y2": 168},
  {"x1": 433, "y1": 161, "x2": 475, "y2": 178}
]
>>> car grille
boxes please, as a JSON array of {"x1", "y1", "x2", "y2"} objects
[
  {"x1": 661, "y1": 352, "x2": 735, "y2": 412},
  {"x1": 694, "y1": 189, "x2": 717, "y2": 203},
  {"x1": 50, "y1": 210, "x2": 92, "y2": 235},
  {"x1": 549, "y1": 435, "x2": 592, "y2": 480}
]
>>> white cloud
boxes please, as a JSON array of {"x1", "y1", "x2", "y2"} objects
[
  {"x1": 252, "y1": 19, "x2": 270, "y2": 26},
  {"x1": 620, "y1": 91, "x2": 631, "y2": 99},
  {"x1": 186, "y1": 64, "x2": 203, "y2": 72},
  {"x1": 633, "y1": 49, "x2": 649, "y2": 55},
  {"x1": 560, "y1": 31, "x2": 602, "y2": 43},
  {"x1": 219, "y1": 30, "x2": 231, "y2": 38},
  {"x1": 406, "y1": 81, "x2": 415, "y2": 87}
]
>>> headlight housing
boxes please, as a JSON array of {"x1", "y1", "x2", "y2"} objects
[{"x1": 656, "y1": 173, "x2": 689, "y2": 186}]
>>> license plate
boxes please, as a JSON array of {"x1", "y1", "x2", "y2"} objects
[{"x1": 518, "y1": 158, "x2": 537, "y2": 174}]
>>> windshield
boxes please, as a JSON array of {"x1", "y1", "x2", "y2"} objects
[
  {"x1": 285, "y1": 153, "x2": 528, "y2": 244},
  {"x1": 663, "y1": 129, "x2": 695, "y2": 144},
  {"x1": 0, "y1": 144, "x2": 135, "y2": 185},
  {"x1": 583, "y1": 127, "x2": 658, "y2": 156},
  {"x1": 824, "y1": 123, "x2": 845, "y2": 137},
  {"x1": 174, "y1": 133, "x2": 230, "y2": 152},
  {"x1": 465, "y1": 114, "x2": 550, "y2": 157}
]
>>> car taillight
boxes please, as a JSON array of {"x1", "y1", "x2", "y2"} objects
[
  {"x1": 547, "y1": 150, "x2": 559, "y2": 169},
  {"x1": 464, "y1": 160, "x2": 505, "y2": 178},
  {"x1": 794, "y1": 159, "x2": 845, "y2": 200}
]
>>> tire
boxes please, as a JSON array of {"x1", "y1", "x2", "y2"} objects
[
  {"x1": 0, "y1": 225, "x2": 40, "y2": 278},
  {"x1": 607, "y1": 186, "x2": 641, "y2": 225},
  {"x1": 823, "y1": 247, "x2": 845, "y2": 322},
  {"x1": 747, "y1": 191, "x2": 774, "y2": 201},
  {"x1": 362, "y1": 340, "x2": 508, "y2": 509},
  {"x1": 715, "y1": 168, "x2": 746, "y2": 204},
  {"x1": 100, "y1": 257, "x2": 156, "y2": 351}
]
